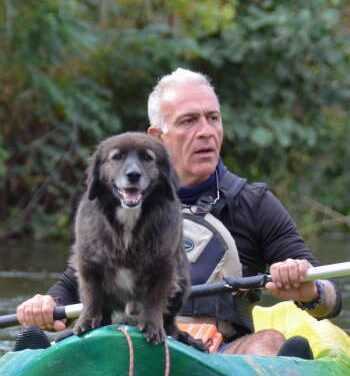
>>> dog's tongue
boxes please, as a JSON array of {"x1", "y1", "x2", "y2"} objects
[{"x1": 120, "y1": 189, "x2": 142, "y2": 207}]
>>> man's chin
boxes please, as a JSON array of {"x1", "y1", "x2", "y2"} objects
[{"x1": 189, "y1": 163, "x2": 218, "y2": 184}]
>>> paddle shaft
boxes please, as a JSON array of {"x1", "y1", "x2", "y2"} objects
[
  {"x1": 190, "y1": 262, "x2": 350, "y2": 297},
  {"x1": 1, "y1": 262, "x2": 349, "y2": 329},
  {"x1": 303, "y1": 262, "x2": 350, "y2": 280},
  {"x1": 0, "y1": 304, "x2": 82, "y2": 329}
]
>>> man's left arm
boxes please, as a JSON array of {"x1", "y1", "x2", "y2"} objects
[{"x1": 257, "y1": 190, "x2": 342, "y2": 319}]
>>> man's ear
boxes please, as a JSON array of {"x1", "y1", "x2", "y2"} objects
[
  {"x1": 87, "y1": 152, "x2": 101, "y2": 201},
  {"x1": 147, "y1": 126, "x2": 163, "y2": 140}
]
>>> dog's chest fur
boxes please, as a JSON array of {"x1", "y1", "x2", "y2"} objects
[
  {"x1": 115, "y1": 206, "x2": 141, "y2": 249},
  {"x1": 104, "y1": 206, "x2": 142, "y2": 298},
  {"x1": 114, "y1": 267, "x2": 135, "y2": 294}
]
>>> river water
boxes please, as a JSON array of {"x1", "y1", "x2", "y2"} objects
[{"x1": 0, "y1": 235, "x2": 349, "y2": 355}]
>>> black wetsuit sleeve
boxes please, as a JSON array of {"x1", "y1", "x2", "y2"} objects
[
  {"x1": 256, "y1": 190, "x2": 319, "y2": 266},
  {"x1": 47, "y1": 266, "x2": 80, "y2": 306}
]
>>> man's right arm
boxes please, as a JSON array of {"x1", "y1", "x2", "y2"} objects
[
  {"x1": 47, "y1": 266, "x2": 79, "y2": 306},
  {"x1": 17, "y1": 266, "x2": 79, "y2": 331}
]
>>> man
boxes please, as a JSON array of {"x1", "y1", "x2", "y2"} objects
[{"x1": 17, "y1": 68, "x2": 341, "y2": 356}]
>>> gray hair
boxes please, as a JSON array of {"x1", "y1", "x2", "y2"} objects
[{"x1": 147, "y1": 68, "x2": 214, "y2": 131}]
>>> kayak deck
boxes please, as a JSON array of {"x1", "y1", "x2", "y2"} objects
[
  {"x1": 0, "y1": 325, "x2": 350, "y2": 376},
  {"x1": 1, "y1": 302, "x2": 350, "y2": 375}
]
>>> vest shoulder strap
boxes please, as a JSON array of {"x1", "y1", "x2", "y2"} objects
[
  {"x1": 182, "y1": 207, "x2": 242, "y2": 285},
  {"x1": 211, "y1": 169, "x2": 247, "y2": 216},
  {"x1": 220, "y1": 168, "x2": 247, "y2": 200}
]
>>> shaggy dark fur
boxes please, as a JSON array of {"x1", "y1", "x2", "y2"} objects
[{"x1": 71, "y1": 132, "x2": 203, "y2": 348}]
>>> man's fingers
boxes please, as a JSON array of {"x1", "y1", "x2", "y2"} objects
[
  {"x1": 16, "y1": 294, "x2": 57, "y2": 330},
  {"x1": 53, "y1": 320, "x2": 66, "y2": 332},
  {"x1": 270, "y1": 263, "x2": 283, "y2": 289},
  {"x1": 267, "y1": 259, "x2": 319, "y2": 302},
  {"x1": 41, "y1": 296, "x2": 55, "y2": 327},
  {"x1": 32, "y1": 295, "x2": 46, "y2": 328},
  {"x1": 285, "y1": 259, "x2": 300, "y2": 288},
  {"x1": 264, "y1": 281, "x2": 276, "y2": 291},
  {"x1": 289, "y1": 259, "x2": 310, "y2": 287},
  {"x1": 297, "y1": 260, "x2": 310, "y2": 282},
  {"x1": 270, "y1": 259, "x2": 312, "y2": 290},
  {"x1": 23, "y1": 301, "x2": 35, "y2": 326},
  {"x1": 279, "y1": 261, "x2": 292, "y2": 289},
  {"x1": 265, "y1": 281, "x2": 286, "y2": 299}
]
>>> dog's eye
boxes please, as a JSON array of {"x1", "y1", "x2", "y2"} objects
[
  {"x1": 142, "y1": 150, "x2": 155, "y2": 162},
  {"x1": 108, "y1": 148, "x2": 123, "y2": 161},
  {"x1": 111, "y1": 151, "x2": 123, "y2": 160}
]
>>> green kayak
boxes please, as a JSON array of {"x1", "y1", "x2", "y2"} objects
[{"x1": 1, "y1": 302, "x2": 349, "y2": 375}]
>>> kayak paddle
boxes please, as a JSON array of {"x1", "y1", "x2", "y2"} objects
[{"x1": 0, "y1": 261, "x2": 349, "y2": 329}]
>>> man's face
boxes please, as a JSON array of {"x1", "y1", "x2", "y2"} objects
[{"x1": 157, "y1": 83, "x2": 223, "y2": 187}]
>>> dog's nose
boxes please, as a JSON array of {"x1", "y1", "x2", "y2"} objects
[{"x1": 126, "y1": 171, "x2": 141, "y2": 183}]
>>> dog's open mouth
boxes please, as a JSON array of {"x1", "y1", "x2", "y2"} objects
[{"x1": 113, "y1": 186, "x2": 143, "y2": 208}]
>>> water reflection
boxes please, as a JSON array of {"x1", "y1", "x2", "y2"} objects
[
  {"x1": 311, "y1": 233, "x2": 350, "y2": 333},
  {"x1": 0, "y1": 235, "x2": 349, "y2": 355},
  {"x1": 0, "y1": 240, "x2": 68, "y2": 355}
]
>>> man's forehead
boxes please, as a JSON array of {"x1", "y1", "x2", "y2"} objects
[
  {"x1": 162, "y1": 88, "x2": 178, "y2": 103},
  {"x1": 161, "y1": 84, "x2": 220, "y2": 117}
]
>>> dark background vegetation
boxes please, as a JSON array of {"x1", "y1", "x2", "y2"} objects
[{"x1": 0, "y1": 0, "x2": 349, "y2": 241}]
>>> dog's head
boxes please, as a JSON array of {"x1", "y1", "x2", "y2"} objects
[{"x1": 87, "y1": 132, "x2": 178, "y2": 208}]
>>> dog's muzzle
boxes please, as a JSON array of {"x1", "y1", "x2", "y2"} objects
[{"x1": 113, "y1": 185, "x2": 143, "y2": 208}]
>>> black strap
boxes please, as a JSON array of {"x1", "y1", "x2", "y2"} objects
[
  {"x1": 211, "y1": 168, "x2": 247, "y2": 216},
  {"x1": 220, "y1": 168, "x2": 247, "y2": 200}
]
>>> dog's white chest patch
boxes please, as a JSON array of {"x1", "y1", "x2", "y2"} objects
[
  {"x1": 115, "y1": 267, "x2": 135, "y2": 294},
  {"x1": 116, "y1": 206, "x2": 141, "y2": 248}
]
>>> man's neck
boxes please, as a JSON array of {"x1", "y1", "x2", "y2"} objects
[
  {"x1": 179, "y1": 174, "x2": 212, "y2": 188},
  {"x1": 178, "y1": 169, "x2": 218, "y2": 206}
]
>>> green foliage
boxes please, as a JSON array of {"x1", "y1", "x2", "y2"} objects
[
  {"x1": 202, "y1": 0, "x2": 350, "y2": 226},
  {"x1": 205, "y1": 1, "x2": 349, "y2": 149},
  {"x1": 0, "y1": 134, "x2": 8, "y2": 180},
  {"x1": 167, "y1": 0, "x2": 237, "y2": 37},
  {"x1": 0, "y1": 0, "x2": 349, "y2": 239},
  {"x1": 0, "y1": 0, "x2": 120, "y2": 238}
]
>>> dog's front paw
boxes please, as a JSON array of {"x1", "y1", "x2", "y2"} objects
[
  {"x1": 141, "y1": 322, "x2": 166, "y2": 344},
  {"x1": 73, "y1": 313, "x2": 103, "y2": 335}
]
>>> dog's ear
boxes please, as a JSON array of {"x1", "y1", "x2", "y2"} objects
[
  {"x1": 160, "y1": 159, "x2": 179, "y2": 201},
  {"x1": 87, "y1": 152, "x2": 101, "y2": 201}
]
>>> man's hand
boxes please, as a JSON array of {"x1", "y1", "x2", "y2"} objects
[
  {"x1": 265, "y1": 259, "x2": 318, "y2": 302},
  {"x1": 16, "y1": 294, "x2": 66, "y2": 331}
]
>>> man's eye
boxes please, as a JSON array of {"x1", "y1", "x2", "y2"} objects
[{"x1": 180, "y1": 117, "x2": 196, "y2": 126}]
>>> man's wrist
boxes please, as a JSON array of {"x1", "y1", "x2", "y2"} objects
[{"x1": 295, "y1": 280, "x2": 324, "y2": 310}]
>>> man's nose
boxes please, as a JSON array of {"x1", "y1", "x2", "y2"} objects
[{"x1": 197, "y1": 116, "x2": 215, "y2": 137}]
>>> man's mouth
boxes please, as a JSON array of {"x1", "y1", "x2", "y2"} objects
[
  {"x1": 194, "y1": 148, "x2": 216, "y2": 156},
  {"x1": 112, "y1": 186, "x2": 143, "y2": 208}
]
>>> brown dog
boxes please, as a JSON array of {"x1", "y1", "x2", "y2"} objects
[{"x1": 71, "y1": 132, "x2": 203, "y2": 348}]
